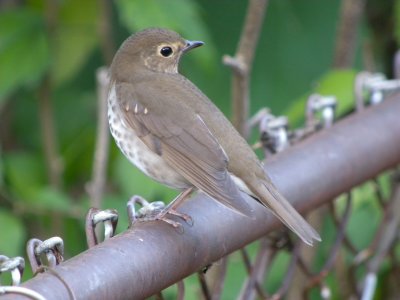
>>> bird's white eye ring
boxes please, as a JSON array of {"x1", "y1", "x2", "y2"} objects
[{"x1": 160, "y1": 46, "x2": 173, "y2": 57}]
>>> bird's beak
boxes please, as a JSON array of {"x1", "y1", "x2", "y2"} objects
[{"x1": 183, "y1": 40, "x2": 204, "y2": 53}]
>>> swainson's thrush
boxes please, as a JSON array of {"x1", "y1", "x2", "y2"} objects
[{"x1": 108, "y1": 28, "x2": 320, "y2": 245}]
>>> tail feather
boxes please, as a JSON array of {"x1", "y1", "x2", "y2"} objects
[{"x1": 255, "y1": 181, "x2": 321, "y2": 246}]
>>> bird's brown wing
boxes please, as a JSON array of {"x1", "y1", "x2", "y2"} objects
[{"x1": 116, "y1": 82, "x2": 253, "y2": 216}]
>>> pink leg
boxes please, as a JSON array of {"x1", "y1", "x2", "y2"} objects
[{"x1": 156, "y1": 187, "x2": 194, "y2": 227}]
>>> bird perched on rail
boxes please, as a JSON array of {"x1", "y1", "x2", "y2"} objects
[{"x1": 107, "y1": 28, "x2": 321, "y2": 245}]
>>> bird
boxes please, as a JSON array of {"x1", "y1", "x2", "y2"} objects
[{"x1": 107, "y1": 28, "x2": 320, "y2": 245}]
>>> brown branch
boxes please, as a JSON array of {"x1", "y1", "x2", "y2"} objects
[
  {"x1": 270, "y1": 242, "x2": 301, "y2": 300},
  {"x1": 367, "y1": 175, "x2": 400, "y2": 273},
  {"x1": 87, "y1": 68, "x2": 110, "y2": 209},
  {"x1": 38, "y1": 0, "x2": 62, "y2": 189},
  {"x1": 208, "y1": 257, "x2": 228, "y2": 300},
  {"x1": 98, "y1": 0, "x2": 115, "y2": 65},
  {"x1": 238, "y1": 239, "x2": 274, "y2": 299},
  {"x1": 223, "y1": 0, "x2": 268, "y2": 137},
  {"x1": 358, "y1": 177, "x2": 400, "y2": 299},
  {"x1": 36, "y1": 0, "x2": 65, "y2": 237},
  {"x1": 38, "y1": 76, "x2": 62, "y2": 189},
  {"x1": 87, "y1": 0, "x2": 115, "y2": 208},
  {"x1": 333, "y1": 0, "x2": 366, "y2": 68}
]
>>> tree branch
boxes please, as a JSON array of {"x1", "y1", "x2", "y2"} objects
[
  {"x1": 223, "y1": 0, "x2": 268, "y2": 137},
  {"x1": 87, "y1": 68, "x2": 110, "y2": 209},
  {"x1": 333, "y1": 0, "x2": 366, "y2": 68},
  {"x1": 39, "y1": 0, "x2": 62, "y2": 189},
  {"x1": 87, "y1": 0, "x2": 115, "y2": 208}
]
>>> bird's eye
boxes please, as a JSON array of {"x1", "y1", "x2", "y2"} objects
[{"x1": 160, "y1": 46, "x2": 173, "y2": 57}]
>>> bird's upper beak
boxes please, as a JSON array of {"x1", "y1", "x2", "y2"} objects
[{"x1": 182, "y1": 40, "x2": 204, "y2": 53}]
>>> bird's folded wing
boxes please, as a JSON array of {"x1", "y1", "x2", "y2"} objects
[{"x1": 115, "y1": 82, "x2": 253, "y2": 216}]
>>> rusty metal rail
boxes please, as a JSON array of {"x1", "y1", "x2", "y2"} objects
[{"x1": 6, "y1": 94, "x2": 400, "y2": 300}]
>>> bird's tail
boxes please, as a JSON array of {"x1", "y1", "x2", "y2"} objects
[{"x1": 254, "y1": 180, "x2": 321, "y2": 246}]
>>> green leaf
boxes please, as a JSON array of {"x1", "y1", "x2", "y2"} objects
[
  {"x1": 51, "y1": 0, "x2": 99, "y2": 85},
  {"x1": 394, "y1": 0, "x2": 400, "y2": 44},
  {"x1": 115, "y1": 0, "x2": 217, "y2": 71},
  {"x1": 0, "y1": 209, "x2": 26, "y2": 256},
  {"x1": 0, "y1": 148, "x2": 4, "y2": 190},
  {"x1": 0, "y1": 9, "x2": 49, "y2": 102},
  {"x1": 30, "y1": 187, "x2": 71, "y2": 212},
  {"x1": 3, "y1": 152, "x2": 73, "y2": 212},
  {"x1": 285, "y1": 69, "x2": 357, "y2": 126},
  {"x1": 346, "y1": 198, "x2": 380, "y2": 249},
  {"x1": 265, "y1": 251, "x2": 291, "y2": 291},
  {"x1": 3, "y1": 152, "x2": 46, "y2": 200}
]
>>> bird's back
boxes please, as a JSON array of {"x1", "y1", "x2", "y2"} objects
[{"x1": 158, "y1": 73, "x2": 265, "y2": 179}]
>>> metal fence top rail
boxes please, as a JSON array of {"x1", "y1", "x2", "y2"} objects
[{"x1": 4, "y1": 94, "x2": 400, "y2": 300}]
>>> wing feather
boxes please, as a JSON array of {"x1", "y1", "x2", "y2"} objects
[{"x1": 116, "y1": 82, "x2": 253, "y2": 216}]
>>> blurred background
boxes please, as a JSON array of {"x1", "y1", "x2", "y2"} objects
[{"x1": 0, "y1": 0, "x2": 399, "y2": 298}]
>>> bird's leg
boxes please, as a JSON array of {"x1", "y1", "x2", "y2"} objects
[{"x1": 156, "y1": 187, "x2": 194, "y2": 227}]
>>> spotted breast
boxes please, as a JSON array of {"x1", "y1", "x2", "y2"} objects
[{"x1": 107, "y1": 83, "x2": 191, "y2": 190}]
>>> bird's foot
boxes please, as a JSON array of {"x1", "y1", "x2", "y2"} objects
[
  {"x1": 155, "y1": 214, "x2": 184, "y2": 233},
  {"x1": 127, "y1": 195, "x2": 165, "y2": 226},
  {"x1": 163, "y1": 209, "x2": 193, "y2": 227},
  {"x1": 153, "y1": 187, "x2": 195, "y2": 230},
  {"x1": 126, "y1": 195, "x2": 193, "y2": 232}
]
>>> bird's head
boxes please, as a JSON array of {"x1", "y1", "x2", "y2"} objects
[{"x1": 110, "y1": 28, "x2": 204, "y2": 79}]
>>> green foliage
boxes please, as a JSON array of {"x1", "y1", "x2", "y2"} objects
[
  {"x1": 117, "y1": 0, "x2": 203, "y2": 39},
  {"x1": 393, "y1": 0, "x2": 400, "y2": 44},
  {"x1": 0, "y1": 9, "x2": 49, "y2": 102},
  {"x1": 31, "y1": 187, "x2": 73, "y2": 213},
  {"x1": 3, "y1": 152, "x2": 46, "y2": 200},
  {"x1": 0, "y1": 209, "x2": 25, "y2": 256},
  {"x1": 285, "y1": 69, "x2": 357, "y2": 126},
  {"x1": 51, "y1": 0, "x2": 100, "y2": 85},
  {"x1": 3, "y1": 152, "x2": 72, "y2": 212}
]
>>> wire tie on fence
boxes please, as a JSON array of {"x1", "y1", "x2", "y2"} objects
[
  {"x1": 85, "y1": 208, "x2": 119, "y2": 248},
  {"x1": 353, "y1": 248, "x2": 372, "y2": 266},
  {"x1": 369, "y1": 89, "x2": 384, "y2": 106},
  {"x1": 354, "y1": 72, "x2": 385, "y2": 111},
  {"x1": 34, "y1": 237, "x2": 64, "y2": 268},
  {"x1": 0, "y1": 286, "x2": 46, "y2": 300},
  {"x1": 361, "y1": 272, "x2": 377, "y2": 300},
  {"x1": 355, "y1": 72, "x2": 400, "y2": 108},
  {"x1": 38, "y1": 266, "x2": 77, "y2": 300},
  {"x1": 367, "y1": 77, "x2": 400, "y2": 93},
  {"x1": 92, "y1": 209, "x2": 119, "y2": 240},
  {"x1": 289, "y1": 94, "x2": 336, "y2": 144},
  {"x1": 246, "y1": 107, "x2": 270, "y2": 132},
  {"x1": 0, "y1": 255, "x2": 25, "y2": 286},
  {"x1": 27, "y1": 237, "x2": 64, "y2": 274},
  {"x1": 258, "y1": 114, "x2": 290, "y2": 154},
  {"x1": 306, "y1": 94, "x2": 337, "y2": 129},
  {"x1": 320, "y1": 284, "x2": 331, "y2": 300}
]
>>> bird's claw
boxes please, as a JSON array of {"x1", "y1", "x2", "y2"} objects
[
  {"x1": 166, "y1": 209, "x2": 194, "y2": 227},
  {"x1": 155, "y1": 216, "x2": 185, "y2": 234},
  {"x1": 126, "y1": 196, "x2": 192, "y2": 232}
]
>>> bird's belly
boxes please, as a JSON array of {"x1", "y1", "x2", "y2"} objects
[{"x1": 108, "y1": 87, "x2": 190, "y2": 190}]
